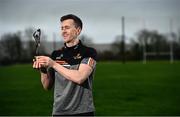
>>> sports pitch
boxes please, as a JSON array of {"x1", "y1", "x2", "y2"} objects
[{"x1": 0, "y1": 61, "x2": 180, "y2": 116}]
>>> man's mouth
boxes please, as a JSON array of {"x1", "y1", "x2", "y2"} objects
[{"x1": 63, "y1": 34, "x2": 68, "y2": 38}]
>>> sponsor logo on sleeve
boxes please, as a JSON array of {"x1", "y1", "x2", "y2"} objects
[{"x1": 88, "y1": 57, "x2": 96, "y2": 68}]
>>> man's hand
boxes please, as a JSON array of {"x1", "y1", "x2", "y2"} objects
[
  {"x1": 33, "y1": 56, "x2": 55, "y2": 90},
  {"x1": 33, "y1": 56, "x2": 55, "y2": 69}
]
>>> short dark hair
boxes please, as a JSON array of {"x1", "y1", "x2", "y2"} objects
[{"x1": 60, "y1": 14, "x2": 83, "y2": 29}]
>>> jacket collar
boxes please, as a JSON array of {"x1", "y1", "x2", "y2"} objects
[{"x1": 64, "y1": 40, "x2": 82, "y2": 50}]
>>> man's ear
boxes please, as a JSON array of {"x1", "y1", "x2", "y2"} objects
[{"x1": 76, "y1": 27, "x2": 82, "y2": 35}]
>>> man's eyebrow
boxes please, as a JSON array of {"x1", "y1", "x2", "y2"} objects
[
  {"x1": 62, "y1": 26, "x2": 70, "y2": 28},
  {"x1": 61, "y1": 26, "x2": 70, "y2": 29}
]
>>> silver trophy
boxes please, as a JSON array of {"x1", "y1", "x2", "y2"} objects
[
  {"x1": 32, "y1": 29, "x2": 46, "y2": 72},
  {"x1": 33, "y1": 29, "x2": 41, "y2": 56}
]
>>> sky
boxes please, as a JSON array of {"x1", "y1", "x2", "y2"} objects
[{"x1": 0, "y1": 0, "x2": 180, "y2": 43}]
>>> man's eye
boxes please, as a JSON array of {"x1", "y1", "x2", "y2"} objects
[
  {"x1": 65, "y1": 27, "x2": 70, "y2": 29},
  {"x1": 61, "y1": 27, "x2": 71, "y2": 30}
]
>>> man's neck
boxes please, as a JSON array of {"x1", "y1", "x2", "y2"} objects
[{"x1": 66, "y1": 39, "x2": 79, "y2": 47}]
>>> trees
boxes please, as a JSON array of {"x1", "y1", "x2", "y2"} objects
[
  {"x1": 0, "y1": 33, "x2": 22, "y2": 65},
  {"x1": 111, "y1": 35, "x2": 125, "y2": 61},
  {"x1": 136, "y1": 29, "x2": 173, "y2": 60},
  {"x1": 0, "y1": 28, "x2": 47, "y2": 65},
  {"x1": 100, "y1": 29, "x2": 180, "y2": 61},
  {"x1": 1, "y1": 28, "x2": 180, "y2": 65}
]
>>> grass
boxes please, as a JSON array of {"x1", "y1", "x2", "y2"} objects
[
  {"x1": 0, "y1": 64, "x2": 53, "y2": 115},
  {"x1": 0, "y1": 61, "x2": 180, "y2": 116}
]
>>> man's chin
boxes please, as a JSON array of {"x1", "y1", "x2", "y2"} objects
[
  {"x1": 64, "y1": 38, "x2": 74, "y2": 43},
  {"x1": 63, "y1": 38, "x2": 69, "y2": 43}
]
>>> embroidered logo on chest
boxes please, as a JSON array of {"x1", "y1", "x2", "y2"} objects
[
  {"x1": 56, "y1": 54, "x2": 63, "y2": 59},
  {"x1": 73, "y1": 53, "x2": 82, "y2": 59}
]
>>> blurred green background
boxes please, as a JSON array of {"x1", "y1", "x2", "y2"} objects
[{"x1": 0, "y1": 61, "x2": 180, "y2": 116}]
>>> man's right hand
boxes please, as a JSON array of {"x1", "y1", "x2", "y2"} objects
[
  {"x1": 33, "y1": 56, "x2": 42, "y2": 69},
  {"x1": 33, "y1": 57, "x2": 48, "y2": 73}
]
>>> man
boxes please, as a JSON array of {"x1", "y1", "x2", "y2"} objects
[{"x1": 33, "y1": 14, "x2": 97, "y2": 116}]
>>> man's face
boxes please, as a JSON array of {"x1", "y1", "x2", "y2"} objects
[{"x1": 61, "y1": 19, "x2": 81, "y2": 43}]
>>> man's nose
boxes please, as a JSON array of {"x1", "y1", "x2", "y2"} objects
[{"x1": 61, "y1": 28, "x2": 67, "y2": 33}]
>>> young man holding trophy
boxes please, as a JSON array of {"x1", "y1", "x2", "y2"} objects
[{"x1": 33, "y1": 14, "x2": 97, "y2": 116}]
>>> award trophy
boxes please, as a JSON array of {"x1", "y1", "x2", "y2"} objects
[
  {"x1": 32, "y1": 29, "x2": 47, "y2": 73},
  {"x1": 33, "y1": 29, "x2": 41, "y2": 56}
]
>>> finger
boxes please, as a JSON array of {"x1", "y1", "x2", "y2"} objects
[
  {"x1": 35, "y1": 61, "x2": 40, "y2": 69},
  {"x1": 33, "y1": 62, "x2": 36, "y2": 68},
  {"x1": 38, "y1": 63, "x2": 41, "y2": 68},
  {"x1": 33, "y1": 59, "x2": 37, "y2": 67},
  {"x1": 33, "y1": 61, "x2": 39, "y2": 69},
  {"x1": 36, "y1": 59, "x2": 46, "y2": 65}
]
